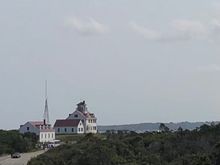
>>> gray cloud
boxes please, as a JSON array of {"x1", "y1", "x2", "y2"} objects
[
  {"x1": 65, "y1": 17, "x2": 109, "y2": 36},
  {"x1": 129, "y1": 22, "x2": 161, "y2": 40},
  {"x1": 210, "y1": 19, "x2": 220, "y2": 40},
  {"x1": 171, "y1": 20, "x2": 208, "y2": 39},
  {"x1": 130, "y1": 19, "x2": 220, "y2": 42},
  {"x1": 197, "y1": 64, "x2": 220, "y2": 72},
  {"x1": 212, "y1": 2, "x2": 220, "y2": 10}
]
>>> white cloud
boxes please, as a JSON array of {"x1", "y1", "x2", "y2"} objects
[
  {"x1": 197, "y1": 64, "x2": 220, "y2": 72},
  {"x1": 130, "y1": 19, "x2": 212, "y2": 42},
  {"x1": 129, "y1": 22, "x2": 161, "y2": 40},
  {"x1": 171, "y1": 20, "x2": 208, "y2": 39},
  {"x1": 65, "y1": 17, "x2": 109, "y2": 36}
]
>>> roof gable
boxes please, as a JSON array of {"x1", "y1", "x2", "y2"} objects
[{"x1": 69, "y1": 110, "x2": 96, "y2": 119}]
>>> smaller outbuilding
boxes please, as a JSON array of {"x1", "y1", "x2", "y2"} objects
[
  {"x1": 19, "y1": 87, "x2": 56, "y2": 143},
  {"x1": 54, "y1": 119, "x2": 84, "y2": 134},
  {"x1": 19, "y1": 121, "x2": 55, "y2": 143}
]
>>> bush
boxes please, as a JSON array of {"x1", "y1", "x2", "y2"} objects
[
  {"x1": 28, "y1": 124, "x2": 220, "y2": 165},
  {"x1": 0, "y1": 130, "x2": 38, "y2": 155}
]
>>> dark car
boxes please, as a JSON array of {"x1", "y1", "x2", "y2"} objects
[{"x1": 11, "y1": 152, "x2": 21, "y2": 158}]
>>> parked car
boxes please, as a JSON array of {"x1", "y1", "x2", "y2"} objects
[{"x1": 11, "y1": 152, "x2": 21, "y2": 158}]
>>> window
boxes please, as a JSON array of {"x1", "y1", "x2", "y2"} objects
[
  {"x1": 74, "y1": 114, "x2": 78, "y2": 118},
  {"x1": 41, "y1": 134, "x2": 43, "y2": 139},
  {"x1": 48, "y1": 133, "x2": 50, "y2": 138},
  {"x1": 72, "y1": 128, "x2": 74, "y2": 132},
  {"x1": 81, "y1": 128, "x2": 83, "y2": 132},
  {"x1": 78, "y1": 128, "x2": 80, "y2": 132},
  {"x1": 27, "y1": 127, "x2": 29, "y2": 131},
  {"x1": 45, "y1": 134, "x2": 47, "y2": 138},
  {"x1": 65, "y1": 128, "x2": 67, "y2": 132},
  {"x1": 93, "y1": 126, "x2": 96, "y2": 130},
  {"x1": 58, "y1": 128, "x2": 60, "y2": 132},
  {"x1": 52, "y1": 133, "x2": 53, "y2": 138}
]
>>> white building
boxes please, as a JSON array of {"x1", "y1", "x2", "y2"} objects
[
  {"x1": 54, "y1": 119, "x2": 84, "y2": 134},
  {"x1": 54, "y1": 101, "x2": 97, "y2": 134},
  {"x1": 19, "y1": 84, "x2": 55, "y2": 143},
  {"x1": 19, "y1": 121, "x2": 55, "y2": 143}
]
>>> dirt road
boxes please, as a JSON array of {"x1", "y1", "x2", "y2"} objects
[{"x1": 0, "y1": 150, "x2": 45, "y2": 165}]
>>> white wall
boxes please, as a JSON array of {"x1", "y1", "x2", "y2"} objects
[
  {"x1": 19, "y1": 122, "x2": 39, "y2": 135},
  {"x1": 39, "y1": 132, "x2": 55, "y2": 143},
  {"x1": 19, "y1": 122, "x2": 55, "y2": 143},
  {"x1": 77, "y1": 122, "x2": 84, "y2": 134},
  {"x1": 54, "y1": 121, "x2": 85, "y2": 134},
  {"x1": 55, "y1": 127, "x2": 77, "y2": 134},
  {"x1": 67, "y1": 111, "x2": 97, "y2": 134},
  {"x1": 85, "y1": 119, "x2": 97, "y2": 134}
]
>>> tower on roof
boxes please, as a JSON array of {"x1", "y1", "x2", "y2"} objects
[
  {"x1": 76, "y1": 100, "x2": 87, "y2": 113},
  {"x1": 43, "y1": 80, "x2": 49, "y2": 125}
]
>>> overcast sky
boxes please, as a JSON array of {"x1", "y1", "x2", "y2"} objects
[{"x1": 1, "y1": 0, "x2": 220, "y2": 129}]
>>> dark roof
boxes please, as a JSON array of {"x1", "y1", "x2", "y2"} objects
[{"x1": 54, "y1": 119, "x2": 81, "y2": 127}]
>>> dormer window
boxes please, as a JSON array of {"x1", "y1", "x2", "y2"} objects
[{"x1": 74, "y1": 114, "x2": 78, "y2": 118}]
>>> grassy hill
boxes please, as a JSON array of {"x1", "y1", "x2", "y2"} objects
[{"x1": 28, "y1": 123, "x2": 220, "y2": 165}]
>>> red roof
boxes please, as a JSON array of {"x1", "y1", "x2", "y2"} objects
[
  {"x1": 29, "y1": 121, "x2": 44, "y2": 126},
  {"x1": 54, "y1": 119, "x2": 81, "y2": 127},
  {"x1": 76, "y1": 110, "x2": 96, "y2": 119},
  {"x1": 40, "y1": 129, "x2": 55, "y2": 132}
]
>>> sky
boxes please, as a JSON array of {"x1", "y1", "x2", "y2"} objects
[{"x1": 0, "y1": 0, "x2": 220, "y2": 129}]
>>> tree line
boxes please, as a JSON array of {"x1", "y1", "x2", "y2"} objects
[
  {"x1": 0, "y1": 130, "x2": 38, "y2": 155},
  {"x1": 28, "y1": 123, "x2": 220, "y2": 165}
]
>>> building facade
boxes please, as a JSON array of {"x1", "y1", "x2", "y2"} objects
[
  {"x1": 19, "y1": 84, "x2": 55, "y2": 143},
  {"x1": 54, "y1": 119, "x2": 84, "y2": 134},
  {"x1": 19, "y1": 121, "x2": 55, "y2": 143},
  {"x1": 54, "y1": 101, "x2": 97, "y2": 134}
]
